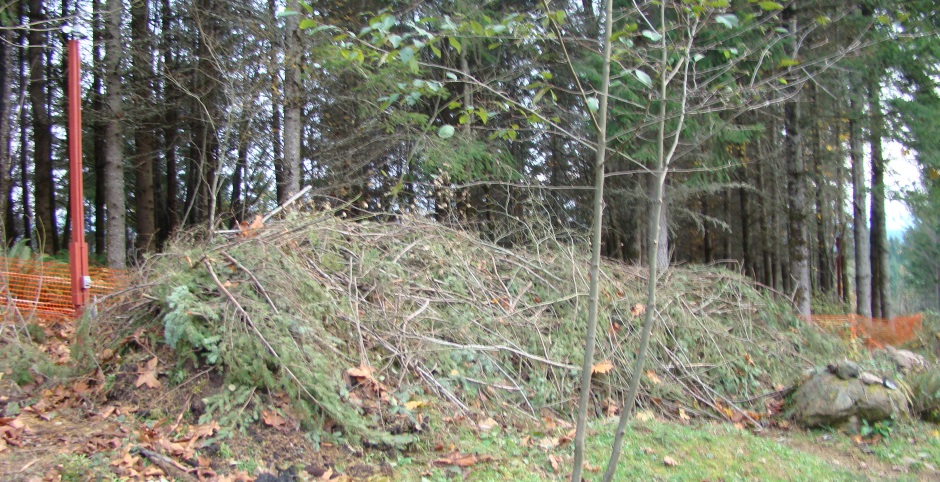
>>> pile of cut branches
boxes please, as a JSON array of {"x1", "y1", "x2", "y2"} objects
[{"x1": 96, "y1": 210, "x2": 845, "y2": 444}]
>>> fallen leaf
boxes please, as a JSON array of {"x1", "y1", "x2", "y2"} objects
[
  {"x1": 678, "y1": 408, "x2": 690, "y2": 421},
  {"x1": 405, "y1": 400, "x2": 428, "y2": 410},
  {"x1": 604, "y1": 398, "x2": 619, "y2": 417},
  {"x1": 664, "y1": 456, "x2": 679, "y2": 467},
  {"x1": 630, "y1": 304, "x2": 646, "y2": 317},
  {"x1": 262, "y1": 410, "x2": 287, "y2": 430},
  {"x1": 592, "y1": 360, "x2": 615, "y2": 375},
  {"x1": 135, "y1": 358, "x2": 161, "y2": 389},
  {"x1": 548, "y1": 454, "x2": 560, "y2": 473},
  {"x1": 346, "y1": 364, "x2": 375, "y2": 380},
  {"x1": 477, "y1": 417, "x2": 498, "y2": 431},
  {"x1": 237, "y1": 215, "x2": 264, "y2": 238},
  {"x1": 645, "y1": 370, "x2": 662, "y2": 385},
  {"x1": 557, "y1": 429, "x2": 576, "y2": 448},
  {"x1": 744, "y1": 353, "x2": 755, "y2": 366},
  {"x1": 433, "y1": 451, "x2": 493, "y2": 467},
  {"x1": 635, "y1": 410, "x2": 655, "y2": 422},
  {"x1": 538, "y1": 437, "x2": 559, "y2": 450}
]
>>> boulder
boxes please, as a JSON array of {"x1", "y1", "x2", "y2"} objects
[
  {"x1": 886, "y1": 345, "x2": 928, "y2": 372},
  {"x1": 909, "y1": 370, "x2": 940, "y2": 423},
  {"x1": 790, "y1": 368, "x2": 908, "y2": 429}
]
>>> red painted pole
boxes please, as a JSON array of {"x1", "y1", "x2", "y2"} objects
[{"x1": 68, "y1": 39, "x2": 90, "y2": 311}]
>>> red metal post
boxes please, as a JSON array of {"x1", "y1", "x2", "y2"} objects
[{"x1": 68, "y1": 39, "x2": 90, "y2": 311}]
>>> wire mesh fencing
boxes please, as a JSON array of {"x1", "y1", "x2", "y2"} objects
[{"x1": 1, "y1": 256, "x2": 127, "y2": 323}]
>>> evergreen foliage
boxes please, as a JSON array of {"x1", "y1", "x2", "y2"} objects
[{"x1": 111, "y1": 212, "x2": 846, "y2": 443}]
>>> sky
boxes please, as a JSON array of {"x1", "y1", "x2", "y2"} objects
[{"x1": 884, "y1": 140, "x2": 920, "y2": 238}]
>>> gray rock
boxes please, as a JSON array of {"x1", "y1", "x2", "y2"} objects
[
  {"x1": 858, "y1": 372, "x2": 882, "y2": 385},
  {"x1": 826, "y1": 361, "x2": 860, "y2": 380},
  {"x1": 790, "y1": 371, "x2": 908, "y2": 428}
]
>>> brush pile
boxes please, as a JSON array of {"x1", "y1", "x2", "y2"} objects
[{"x1": 98, "y1": 211, "x2": 845, "y2": 444}]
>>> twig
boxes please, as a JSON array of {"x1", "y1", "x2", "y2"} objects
[
  {"x1": 403, "y1": 333, "x2": 578, "y2": 370},
  {"x1": 201, "y1": 258, "x2": 329, "y2": 414},
  {"x1": 133, "y1": 446, "x2": 196, "y2": 481},
  {"x1": 262, "y1": 185, "x2": 312, "y2": 223},
  {"x1": 221, "y1": 251, "x2": 279, "y2": 314}
]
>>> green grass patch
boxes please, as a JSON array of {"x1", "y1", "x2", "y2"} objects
[{"x1": 395, "y1": 417, "x2": 889, "y2": 481}]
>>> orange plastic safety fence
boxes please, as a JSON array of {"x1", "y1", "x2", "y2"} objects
[
  {"x1": 809, "y1": 313, "x2": 924, "y2": 349},
  {"x1": 0, "y1": 256, "x2": 127, "y2": 322}
]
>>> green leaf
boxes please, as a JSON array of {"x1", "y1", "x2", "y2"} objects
[
  {"x1": 876, "y1": 15, "x2": 891, "y2": 25},
  {"x1": 641, "y1": 29, "x2": 662, "y2": 42},
  {"x1": 276, "y1": 9, "x2": 298, "y2": 18},
  {"x1": 777, "y1": 57, "x2": 800, "y2": 68},
  {"x1": 437, "y1": 125, "x2": 456, "y2": 139},
  {"x1": 693, "y1": 53, "x2": 706, "y2": 63},
  {"x1": 757, "y1": 1, "x2": 784, "y2": 10},
  {"x1": 388, "y1": 34, "x2": 402, "y2": 48},
  {"x1": 634, "y1": 69, "x2": 652, "y2": 88},
  {"x1": 586, "y1": 97, "x2": 599, "y2": 113},
  {"x1": 398, "y1": 46, "x2": 415, "y2": 64},
  {"x1": 815, "y1": 15, "x2": 832, "y2": 26},
  {"x1": 533, "y1": 86, "x2": 551, "y2": 105},
  {"x1": 299, "y1": 19, "x2": 317, "y2": 30},
  {"x1": 715, "y1": 14, "x2": 739, "y2": 29},
  {"x1": 476, "y1": 108, "x2": 489, "y2": 125},
  {"x1": 448, "y1": 36, "x2": 462, "y2": 54}
]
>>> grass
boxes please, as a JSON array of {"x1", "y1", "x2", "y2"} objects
[{"x1": 392, "y1": 415, "x2": 940, "y2": 481}]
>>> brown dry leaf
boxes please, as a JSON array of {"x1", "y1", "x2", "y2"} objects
[
  {"x1": 630, "y1": 303, "x2": 646, "y2": 317},
  {"x1": 584, "y1": 462, "x2": 600, "y2": 473},
  {"x1": 404, "y1": 400, "x2": 428, "y2": 410},
  {"x1": 744, "y1": 353, "x2": 755, "y2": 366},
  {"x1": 135, "y1": 357, "x2": 161, "y2": 389},
  {"x1": 191, "y1": 420, "x2": 220, "y2": 439},
  {"x1": 477, "y1": 417, "x2": 498, "y2": 431},
  {"x1": 237, "y1": 215, "x2": 264, "y2": 238},
  {"x1": 604, "y1": 398, "x2": 619, "y2": 417},
  {"x1": 592, "y1": 360, "x2": 615, "y2": 375},
  {"x1": 432, "y1": 451, "x2": 493, "y2": 467},
  {"x1": 635, "y1": 410, "x2": 656, "y2": 422},
  {"x1": 98, "y1": 406, "x2": 116, "y2": 419},
  {"x1": 663, "y1": 456, "x2": 679, "y2": 467},
  {"x1": 548, "y1": 454, "x2": 560, "y2": 473},
  {"x1": 678, "y1": 408, "x2": 690, "y2": 421},
  {"x1": 538, "y1": 437, "x2": 560, "y2": 450},
  {"x1": 645, "y1": 370, "x2": 662, "y2": 385},
  {"x1": 557, "y1": 428, "x2": 576, "y2": 448},
  {"x1": 262, "y1": 410, "x2": 288, "y2": 430}
]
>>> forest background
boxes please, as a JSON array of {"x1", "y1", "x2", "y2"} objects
[{"x1": 1, "y1": 0, "x2": 939, "y2": 316}]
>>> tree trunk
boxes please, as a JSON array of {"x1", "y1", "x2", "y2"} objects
[
  {"x1": 702, "y1": 196, "x2": 712, "y2": 263},
  {"x1": 868, "y1": 76, "x2": 891, "y2": 319},
  {"x1": 849, "y1": 94, "x2": 872, "y2": 317},
  {"x1": 656, "y1": 193, "x2": 669, "y2": 271},
  {"x1": 27, "y1": 0, "x2": 58, "y2": 254},
  {"x1": 740, "y1": 184, "x2": 751, "y2": 275},
  {"x1": 92, "y1": 0, "x2": 106, "y2": 255},
  {"x1": 132, "y1": 0, "x2": 157, "y2": 254},
  {"x1": 0, "y1": 23, "x2": 13, "y2": 241},
  {"x1": 812, "y1": 88, "x2": 830, "y2": 294},
  {"x1": 18, "y1": 16, "x2": 32, "y2": 249},
  {"x1": 161, "y1": 0, "x2": 179, "y2": 239},
  {"x1": 232, "y1": 128, "x2": 248, "y2": 222},
  {"x1": 784, "y1": 5, "x2": 810, "y2": 316},
  {"x1": 281, "y1": 0, "x2": 303, "y2": 202},
  {"x1": 571, "y1": 0, "x2": 613, "y2": 477},
  {"x1": 103, "y1": 0, "x2": 126, "y2": 267}
]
